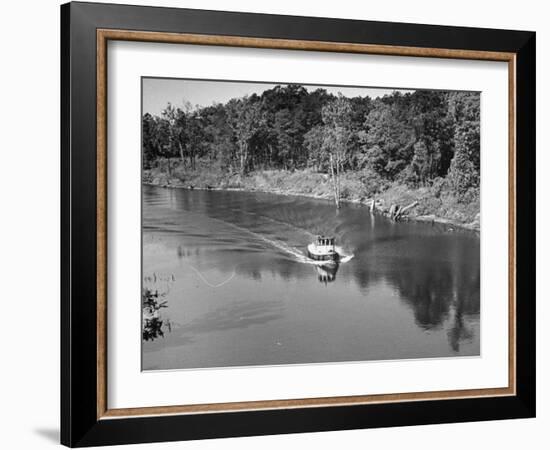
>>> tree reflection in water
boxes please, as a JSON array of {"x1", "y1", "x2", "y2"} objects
[
  {"x1": 447, "y1": 275, "x2": 479, "y2": 352},
  {"x1": 388, "y1": 259, "x2": 480, "y2": 352}
]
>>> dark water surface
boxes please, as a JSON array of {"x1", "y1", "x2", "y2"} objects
[{"x1": 142, "y1": 185, "x2": 480, "y2": 370}]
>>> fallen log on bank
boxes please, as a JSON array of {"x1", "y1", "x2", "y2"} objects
[{"x1": 390, "y1": 201, "x2": 419, "y2": 221}]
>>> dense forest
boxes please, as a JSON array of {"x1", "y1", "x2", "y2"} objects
[{"x1": 142, "y1": 85, "x2": 480, "y2": 227}]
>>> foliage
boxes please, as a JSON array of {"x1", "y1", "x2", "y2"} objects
[
  {"x1": 226, "y1": 96, "x2": 265, "y2": 174},
  {"x1": 142, "y1": 85, "x2": 480, "y2": 204},
  {"x1": 142, "y1": 288, "x2": 168, "y2": 342}
]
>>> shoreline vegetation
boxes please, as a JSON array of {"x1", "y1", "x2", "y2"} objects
[
  {"x1": 143, "y1": 165, "x2": 479, "y2": 232},
  {"x1": 142, "y1": 85, "x2": 480, "y2": 232}
]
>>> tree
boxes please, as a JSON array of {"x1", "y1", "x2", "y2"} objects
[
  {"x1": 304, "y1": 125, "x2": 327, "y2": 171},
  {"x1": 201, "y1": 103, "x2": 236, "y2": 167},
  {"x1": 273, "y1": 108, "x2": 306, "y2": 169},
  {"x1": 445, "y1": 92, "x2": 480, "y2": 202},
  {"x1": 142, "y1": 113, "x2": 158, "y2": 168},
  {"x1": 360, "y1": 101, "x2": 415, "y2": 179},
  {"x1": 407, "y1": 141, "x2": 431, "y2": 185},
  {"x1": 408, "y1": 91, "x2": 454, "y2": 180},
  {"x1": 226, "y1": 96, "x2": 264, "y2": 175},
  {"x1": 446, "y1": 92, "x2": 480, "y2": 173},
  {"x1": 185, "y1": 111, "x2": 208, "y2": 170},
  {"x1": 260, "y1": 84, "x2": 315, "y2": 169},
  {"x1": 448, "y1": 123, "x2": 479, "y2": 200},
  {"x1": 142, "y1": 114, "x2": 172, "y2": 174},
  {"x1": 321, "y1": 96, "x2": 353, "y2": 208},
  {"x1": 161, "y1": 103, "x2": 187, "y2": 164}
]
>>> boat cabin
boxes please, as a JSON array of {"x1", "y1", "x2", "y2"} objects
[
  {"x1": 307, "y1": 235, "x2": 339, "y2": 262},
  {"x1": 315, "y1": 235, "x2": 335, "y2": 250}
]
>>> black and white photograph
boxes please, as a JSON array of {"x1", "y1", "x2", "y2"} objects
[{"x1": 141, "y1": 78, "x2": 481, "y2": 371}]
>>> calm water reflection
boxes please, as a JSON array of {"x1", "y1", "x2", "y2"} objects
[{"x1": 142, "y1": 185, "x2": 480, "y2": 370}]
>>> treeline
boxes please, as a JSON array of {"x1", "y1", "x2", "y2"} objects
[{"x1": 143, "y1": 85, "x2": 480, "y2": 203}]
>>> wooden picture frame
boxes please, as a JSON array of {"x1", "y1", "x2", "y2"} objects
[{"x1": 61, "y1": 1, "x2": 535, "y2": 447}]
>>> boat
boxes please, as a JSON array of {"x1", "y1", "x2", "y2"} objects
[{"x1": 307, "y1": 235, "x2": 340, "y2": 264}]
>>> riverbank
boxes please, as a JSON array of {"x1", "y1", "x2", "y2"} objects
[{"x1": 143, "y1": 165, "x2": 480, "y2": 232}]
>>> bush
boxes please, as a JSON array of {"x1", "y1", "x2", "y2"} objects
[{"x1": 359, "y1": 167, "x2": 388, "y2": 198}]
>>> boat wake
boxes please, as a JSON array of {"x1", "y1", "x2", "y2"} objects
[
  {"x1": 258, "y1": 235, "x2": 354, "y2": 266},
  {"x1": 175, "y1": 209, "x2": 355, "y2": 267},
  {"x1": 334, "y1": 247, "x2": 355, "y2": 264},
  {"x1": 214, "y1": 218, "x2": 355, "y2": 266}
]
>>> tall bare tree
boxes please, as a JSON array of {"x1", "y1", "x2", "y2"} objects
[{"x1": 321, "y1": 96, "x2": 353, "y2": 208}]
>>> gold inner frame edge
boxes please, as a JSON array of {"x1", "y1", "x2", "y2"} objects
[{"x1": 96, "y1": 29, "x2": 517, "y2": 420}]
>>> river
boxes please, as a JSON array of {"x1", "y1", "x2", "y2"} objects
[{"x1": 142, "y1": 185, "x2": 480, "y2": 370}]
